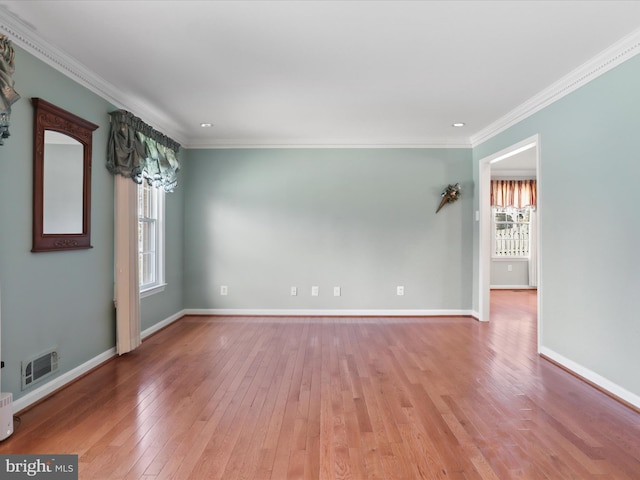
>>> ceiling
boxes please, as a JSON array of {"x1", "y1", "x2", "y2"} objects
[
  {"x1": 491, "y1": 146, "x2": 536, "y2": 175},
  {"x1": 2, "y1": 1, "x2": 640, "y2": 148}
]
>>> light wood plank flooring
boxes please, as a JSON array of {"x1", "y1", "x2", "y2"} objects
[{"x1": 1, "y1": 290, "x2": 639, "y2": 479}]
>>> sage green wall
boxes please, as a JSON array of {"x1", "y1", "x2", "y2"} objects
[
  {"x1": 0, "y1": 46, "x2": 114, "y2": 398},
  {"x1": 473, "y1": 55, "x2": 640, "y2": 397},
  {"x1": 0, "y1": 46, "x2": 184, "y2": 401},
  {"x1": 183, "y1": 148, "x2": 473, "y2": 311}
]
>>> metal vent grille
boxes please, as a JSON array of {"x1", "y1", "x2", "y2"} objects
[{"x1": 21, "y1": 349, "x2": 58, "y2": 390}]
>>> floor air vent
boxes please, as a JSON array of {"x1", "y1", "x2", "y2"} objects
[{"x1": 22, "y1": 348, "x2": 58, "y2": 390}]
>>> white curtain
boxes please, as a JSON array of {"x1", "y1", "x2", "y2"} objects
[
  {"x1": 528, "y1": 207, "x2": 538, "y2": 287},
  {"x1": 114, "y1": 175, "x2": 141, "y2": 354}
]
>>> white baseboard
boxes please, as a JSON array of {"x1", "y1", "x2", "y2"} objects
[
  {"x1": 13, "y1": 309, "x2": 186, "y2": 414},
  {"x1": 13, "y1": 348, "x2": 116, "y2": 414},
  {"x1": 183, "y1": 308, "x2": 474, "y2": 317},
  {"x1": 540, "y1": 346, "x2": 640, "y2": 410},
  {"x1": 490, "y1": 285, "x2": 536, "y2": 289},
  {"x1": 141, "y1": 309, "x2": 186, "y2": 340}
]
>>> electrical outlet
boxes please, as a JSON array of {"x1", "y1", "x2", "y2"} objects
[
  {"x1": 507, "y1": 264, "x2": 513, "y2": 272},
  {"x1": 220, "y1": 285, "x2": 228, "y2": 296},
  {"x1": 291, "y1": 286, "x2": 298, "y2": 296},
  {"x1": 333, "y1": 286, "x2": 341, "y2": 296},
  {"x1": 397, "y1": 285, "x2": 405, "y2": 296},
  {"x1": 311, "y1": 286, "x2": 319, "y2": 296}
]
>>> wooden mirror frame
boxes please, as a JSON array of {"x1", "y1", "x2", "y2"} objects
[{"x1": 32, "y1": 98, "x2": 99, "y2": 252}]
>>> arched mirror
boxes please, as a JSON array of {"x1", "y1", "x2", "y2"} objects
[{"x1": 32, "y1": 98, "x2": 99, "y2": 252}]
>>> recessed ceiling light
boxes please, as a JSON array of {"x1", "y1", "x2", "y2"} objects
[
  {"x1": 200, "y1": 123, "x2": 213, "y2": 128},
  {"x1": 452, "y1": 122, "x2": 465, "y2": 127}
]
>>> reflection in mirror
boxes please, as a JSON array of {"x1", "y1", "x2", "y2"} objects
[
  {"x1": 32, "y1": 98, "x2": 98, "y2": 252},
  {"x1": 43, "y1": 131, "x2": 84, "y2": 234}
]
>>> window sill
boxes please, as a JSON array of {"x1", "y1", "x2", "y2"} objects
[
  {"x1": 491, "y1": 257, "x2": 529, "y2": 261},
  {"x1": 140, "y1": 283, "x2": 166, "y2": 299}
]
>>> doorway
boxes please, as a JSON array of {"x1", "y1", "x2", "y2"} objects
[{"x1": 478, "y1": 135, "x2": 541, "y2": 351}]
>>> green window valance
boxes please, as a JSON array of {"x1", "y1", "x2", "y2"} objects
[{"x1": 107, "y1": 110, "x2": 180, "y2": 192}]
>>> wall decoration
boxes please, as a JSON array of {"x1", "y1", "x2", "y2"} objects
[
  {"x1": 0, "y1": 34, "x2": 20, "y2": 145},
  {"x1": 436, "y1": 183, "x2": 461, "y2": 213},
  {"x1": 31, "y1": 98, "x2": 98, "y2": 252}
]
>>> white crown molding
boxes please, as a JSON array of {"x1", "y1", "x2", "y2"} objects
[
  {"x1": 0, "y1": 11, "x2": 189, "y2": 146},
  {"x1": 471, "y1": 27, "x2": 640, "y2": 147},
  {"x1": 183, "y1": 141, "x2": 472, "y2": 149}
]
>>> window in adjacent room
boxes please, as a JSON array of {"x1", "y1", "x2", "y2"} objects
[
  {"x1": 138, "y1": 183, "x2": 165, "y2": 296},
  {"x1": 492, "y1": 206, "x2": 531, "y2": 258}
]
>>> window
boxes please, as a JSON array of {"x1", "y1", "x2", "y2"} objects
[
  {"x1": 138, "y1": 183, "x2": 165, "y2": 296},
  {"x1": 492, "y1": 206, "x2": 531, "y2": 258}
]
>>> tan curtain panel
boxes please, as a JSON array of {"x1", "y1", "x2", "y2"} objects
[
  {"x1": 491, "y1": 179, "x2": 536, "y2": 208},
  {"x1": 114, "y1": 175, "x2": 141, "y2": 355}
]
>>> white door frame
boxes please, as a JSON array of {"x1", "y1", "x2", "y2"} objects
[{"x1": 478, "y1": 135, "x2": 541, "y2": 349}]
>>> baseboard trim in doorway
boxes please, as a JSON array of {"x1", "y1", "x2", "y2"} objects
[{"x1": 490, "y1": 285, "x2": 536, "y2": 290}]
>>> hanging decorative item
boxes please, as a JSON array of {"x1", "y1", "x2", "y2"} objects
[
  {"x1": 0, "y1": 34, "x2": 20, "y2": 146},
  {"x1": 436, "y1": 183, "x2": 461, "y2": 213}
]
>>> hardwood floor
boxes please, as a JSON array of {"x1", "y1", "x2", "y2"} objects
[{"x1": 2, "y1": 290, "x2": 639, "y2": 479}]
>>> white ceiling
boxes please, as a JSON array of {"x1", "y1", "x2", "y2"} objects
[
  {"x1": 2, "y1": 1, "x2": 640, "y2": 148},
  {"x1": 491, "y1": 146, "x2": 536, "y2": 175}
]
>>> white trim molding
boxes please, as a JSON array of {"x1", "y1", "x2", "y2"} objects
[
  {"x1": 12, "y1": 348, "x2": 117, "y2": 414},
  {"x1": 471, "y1": 27, "x2": 640, "y2": 146},
  {"x1": 184, "y1": 141, "x2": 472, "y2": 150},
  {"x1": 141, "y1": 309, "x2": 185, "y2": 340},
  {"x1": 540, "y1": 347, "x2": 640, "y2": 411},
  {"x1": 183, "y1": 308, "x2": 474, "y2": 317}
]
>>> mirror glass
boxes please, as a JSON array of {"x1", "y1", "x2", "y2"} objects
[{"x1": 43, "y1": 131, "x2": 84, "y2": 234}]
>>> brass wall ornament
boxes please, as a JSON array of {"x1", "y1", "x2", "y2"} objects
[
  {"x1": 0, "y1": 34, "x2": 20, "y2": 145},
  {"x1": 436, "y1": 183, "x2": 461, "y2": 213}
]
